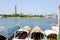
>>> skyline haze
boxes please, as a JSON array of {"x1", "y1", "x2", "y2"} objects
[{"x1": 0, "y1": 0, "x2": 60, "y2": 15}]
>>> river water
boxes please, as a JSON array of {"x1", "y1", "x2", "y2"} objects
[{"x1": 0, "y1": 18, "x2": 57, "y2": 39}]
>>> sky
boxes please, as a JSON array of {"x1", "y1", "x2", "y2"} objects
[{"x1": 0, "y1": 0, "x2": 60, "y2": 15}]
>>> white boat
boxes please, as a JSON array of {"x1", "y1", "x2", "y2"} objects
[
  {"x1": 12, "y1": 25, "x2": 30, "y2": 40},
  {"x1": 0, "y1": 26, "x2": 20, "y2": 40},
  {"x1": 44, "y1": 23, "x2": 59, "y2": 40},
  {"x1": 30, "y1": 26, "x2": 44, "y2": 40},
  {"x1": 44, "y1": 30, "x2": 58, "y2": 40},
  {"x1": 0, "y1": 26, "x2": 8, "y2": 40}
]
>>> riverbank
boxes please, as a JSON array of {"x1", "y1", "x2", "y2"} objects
[
  {"x1": 0, "y1": 14, "x2": 45, "y2": 18},
  {"x1": 1, "y1": 16, "x2": 45, "y2": 18}
]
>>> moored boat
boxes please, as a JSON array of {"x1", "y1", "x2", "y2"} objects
[
  {"x1": 0, "y1": 26, "x2": 20, "y2": 40},
  {"x1": 0, "y1": 26, "x2": 8, "y2": 40},
  {"x1": 44, "y1": 30, "x2": 58, "y2": 40},
  {"x1": 30, "y1": 26, "x2": 44, "y2": 40},
  {"x1": 12, "y1": 25, "x2": 30, "y2": 40}
]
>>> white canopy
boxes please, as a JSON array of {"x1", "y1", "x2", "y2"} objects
[
  {"x1": 44, "y1": 30, "x2": 58, "y2": 36},
  {"x1": 51, "y1": 26, "x2": 59, "y2": 33},
  {"x1": 17, "y1": 25, "x2": 30, "y2": 33},
  {"x1": 17, "y1": 29, "x2": 29, "y2": 33}
]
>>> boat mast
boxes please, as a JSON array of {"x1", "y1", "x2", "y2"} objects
[{"x1": 59, "y1": 5, "x2": 60, "y2": 24}]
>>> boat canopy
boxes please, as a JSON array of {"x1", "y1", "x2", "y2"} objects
[
  {"x1": 17, "y1": 29, "x2": 29, "y2": 33},
  {"x1": 31, "y1": 26, "x2": 44, "y2": 34},
  {"x1": 51, "y1": 26, "x2": 59, "y2": 33},
  {"x1": 44, "y1": 30, "x2": 58, "y2": 36}
]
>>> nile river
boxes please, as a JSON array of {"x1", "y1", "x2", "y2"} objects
[
  {"x1": 0, "y1": 18, "x2": 57, "y2": 38},
  {"x1": 0, "y1": 18, "x2": 57, "y2": 30}
]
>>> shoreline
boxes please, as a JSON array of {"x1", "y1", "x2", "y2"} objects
[{"x1": 1, "y1": 17, "x2": 45, "y2": 18}]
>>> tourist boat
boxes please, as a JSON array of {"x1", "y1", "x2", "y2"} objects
[
  {"x1": 44, "y1": 30, "x2": 58, "y2": 40},
  {"x1": 44, "y1": 22, "x2": 59, "y2": 40},
  {"x1": 30, "y1": 26, "x2": 44, "y2": 40},
  {"x1": 0, "y1": 26, "x2": 20, "y2": 40},
  {"x1": 12, "y1": 25, "x2": 30, "y2": 40},
  {"x1": 0, "y1": 26, "x2": 7, "y2": 40}
]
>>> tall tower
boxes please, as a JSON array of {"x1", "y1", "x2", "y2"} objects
[
  {"x1": 59, "y1": 5, "x2": 60, "y2": 13},
  {"x1": 14, "y1": 5, "x2": 18, "y2": 26},
  {"x1": 15, "y1": 5, "x2": 17, "y2": 14}
]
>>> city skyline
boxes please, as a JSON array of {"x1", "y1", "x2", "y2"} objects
[{"x1": 0, "y1": 0, "x2": 60, "y2": 15}]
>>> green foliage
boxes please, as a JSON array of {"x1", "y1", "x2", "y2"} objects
[{"x1": 0, "y1": 13, "x2": 45, "y2": 18}]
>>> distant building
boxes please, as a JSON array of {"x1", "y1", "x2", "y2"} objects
[
  {"x1": 0, "y1": 16, "x2": 2, "y2": 18},
  {"x1": 45, "y1": 14, "x2": 57, "y2": 18}
]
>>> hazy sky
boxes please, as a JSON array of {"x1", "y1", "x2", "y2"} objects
[{"x1": 0, "y1": 0, "x2": 60, "y2": 15}]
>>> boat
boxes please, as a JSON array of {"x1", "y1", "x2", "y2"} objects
[
  {"x1": 0, "y1": 26, "x2": 7, "y2": 40},
  {"x1": 0, "y1": 26, "x2": 20, "y2": 40},
  {"x1": 44, "y1": 22, "x2": 59, "y2": 40},
  {"x1": 44, "y1": 30, "x2": 58, "y2": 40},
  {"x1": 12, "y1": 25, "x2": 30, "y2": 40},
  {"x1": 30, "y1": 26, "x2": 44, "y2": 40}
]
